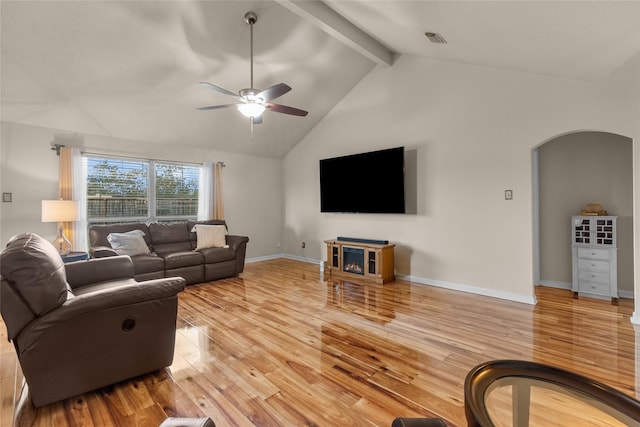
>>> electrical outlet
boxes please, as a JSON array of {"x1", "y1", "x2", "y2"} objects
[{"x1": 301, "y1": 241, "x2": 306, "y2": 249}]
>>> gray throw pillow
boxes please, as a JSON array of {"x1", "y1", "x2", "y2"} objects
[{"x1": 107, "y1": 229, "x2": 151, "y2": 256}]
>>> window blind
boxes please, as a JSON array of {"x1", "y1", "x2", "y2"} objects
[{"x1": 85, "y1": 156, "x2": 200, "y2": 224}]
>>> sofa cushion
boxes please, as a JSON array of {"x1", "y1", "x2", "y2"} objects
[
  {"x1": 198, "y1": 247, "x2": 236, "y2": 264},
  {"x1": 162, "y1": 251, "x2": 204, "y2": 269},
  {"x1": 89, "y1": 223, "x2": 151, "y2": 249},
  {"x1": 149, "y1": 223, "x2": 192, "y2": 255},
  {"x1": 1, "y1": 233, "x2": 69, "y2": 315},
  {"x1": 131, "y1": 254, "x2": 165, "y2": 275},
  {"x1": 107, "y1": 230, "x2": 151, "y2": 256},
  {"x1": 192, "y1": 224, "x2": 228, "y2": 249}
]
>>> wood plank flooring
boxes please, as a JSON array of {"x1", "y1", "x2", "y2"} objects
[{"x1": 1, "y1": 258, "x2": 638, "y2": 426}]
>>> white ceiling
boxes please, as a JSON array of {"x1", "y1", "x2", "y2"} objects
[{"x1": 2, "y1": 1, "x2": 639, "y2": 159}]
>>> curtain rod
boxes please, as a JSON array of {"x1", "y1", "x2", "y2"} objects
[
  {"x1": 75, "y1": 149, "x2": 225, "y2": 167},
  {"x1": 51, "y1": 144, "x2": 65, "y2": 156},
  {"x1": 52, "y1": 145, "x2": 226, "y2": 167}
]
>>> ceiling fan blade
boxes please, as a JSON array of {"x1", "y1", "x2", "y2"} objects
[
  {"x1": 198, "y1": 82, "x2": 242, "y2": 100},
  {"x1": 257, "y1": 83, "x2": 291, "y2": 102},
  {"x1": 252, "y1": 115, "x2": 263, "y2": 125},
  {"x1": 196, "y1": 104, "x2": 238, "y2": 111},
  {"x1": 265, "y1": 103, "x2": 309, "y2": 117}
]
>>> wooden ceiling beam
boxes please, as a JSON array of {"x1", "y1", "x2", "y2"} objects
[{"x1": 275, "y1": 0, "x2": 395, "y2": 66}]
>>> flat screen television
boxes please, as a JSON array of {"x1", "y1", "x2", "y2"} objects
[{"x1": 319, "y1": 146, "x2": 405, "y2": 214}]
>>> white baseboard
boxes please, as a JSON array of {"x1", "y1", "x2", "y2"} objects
[
  {"x1": 282, "y1": 254, "x2": 322, "y2": 265},
  {"x1": 245, "y1": 253, "x2": 322, "y2": 265},
  {"x1": 396, "y1": 274, "x2": 537, "y2": 305},
  {"x1": 537, "y1": 280, "x2": 635, "y2": 300},
  {"x1": 538, "y1": 280, "x2": 571, "y2": 290},
  {"x1": 618, "y1": 290, "x2": 634, "y2": 299},
  {"x1": 245, "y1": 254, "x2": 284, "y2": 263}
]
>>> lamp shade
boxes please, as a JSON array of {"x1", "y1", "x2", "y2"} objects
[{"x1": 41, "y1": 200, "x2": 79, "y2": 222}]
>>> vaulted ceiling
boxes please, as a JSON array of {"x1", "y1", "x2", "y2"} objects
[{"x1": 2, "y1": 1, "x2": 639, "y2": 159}]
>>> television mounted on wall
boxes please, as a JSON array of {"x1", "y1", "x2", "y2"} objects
[{"x1": 319, "y1": 146, "x2": 405, "y2": 214}]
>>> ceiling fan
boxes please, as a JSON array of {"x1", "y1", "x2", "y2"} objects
[{"x1": 197, "y1": 11, "x2": 308, "y2": 126}]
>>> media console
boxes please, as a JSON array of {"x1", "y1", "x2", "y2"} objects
[{"x1": 324, "y1": 238, "x2": 395, "y2": 284}]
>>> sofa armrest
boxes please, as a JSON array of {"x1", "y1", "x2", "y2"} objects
[
  {"x1": 90, "y1": 245, "x2": 119, "y2": 258},
  {"x1": 18, "y1": 276, "x2": 186, "y2": 350},
  {"x1": 226, "y1": 235, "x2": 249, "y2": 273},
  {"x1": 69, "y1": 277, "x2": 185, "y2": 313},
  {"x1": 226, "y1": 235, "x2": 249, "y2": 252},
  {"x1": 65, "y1": 256, "x2": 135, "y2": 289}
]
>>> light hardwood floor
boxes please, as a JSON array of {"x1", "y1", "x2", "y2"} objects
[{"x1": 1, "y1": 258, "x2": 638, "y2": 426}]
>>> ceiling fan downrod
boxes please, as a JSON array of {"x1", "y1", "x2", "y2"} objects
[{"x1": 245, "y1": 11, "x2": 257, "y2": 91}]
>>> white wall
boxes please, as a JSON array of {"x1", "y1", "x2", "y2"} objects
[
  {"x1": 3, "y1": 55, "x2": 638, "y2": 309},
  {"x1": 282, "y1": 55, "x2": 640, "y2": 304},
  {"x1": 0, "y1": 121, "x2": 284, "y2": 260}
]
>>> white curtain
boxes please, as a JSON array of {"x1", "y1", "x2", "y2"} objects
[
  {"x1": 72, "y1": 148, "x2": 88, "y2": 252},
  {"x1": 198, "y1": 161, "x2": 213, "y2": 220},
  {"x1": 58, "y1": 147, "x2": 74, "y2": 244},
  {"x1": 213, "y1": 162, "x2": 224, "y2": 220}
]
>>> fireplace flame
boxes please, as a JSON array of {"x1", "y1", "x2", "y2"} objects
[{"x1": 344, "y1": 262, "x2": 363, "y2": 274}]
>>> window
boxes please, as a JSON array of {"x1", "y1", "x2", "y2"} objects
[{"x1": 85, "y1": 155, "x2": 200, "y2": 224}]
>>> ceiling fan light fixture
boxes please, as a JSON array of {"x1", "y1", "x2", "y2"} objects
[{"x1": 237, "y1": 102, "x2": 266, "y2": 118}]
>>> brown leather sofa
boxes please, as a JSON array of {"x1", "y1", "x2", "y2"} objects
[
  {"x1": 0, "y1": 233, "x2": 186, "y2": 407},
  {"x1": 89, "y1": 220, "x2": 249, "y2": 285}
]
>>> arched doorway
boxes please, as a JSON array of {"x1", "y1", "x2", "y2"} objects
[{"x1": 533, "y1": 131, "x2": 634, "y2": 299}]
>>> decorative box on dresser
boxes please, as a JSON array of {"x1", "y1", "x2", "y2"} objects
[{"x1": 571, "y1": 215, "x2": 617, "y2": 303}]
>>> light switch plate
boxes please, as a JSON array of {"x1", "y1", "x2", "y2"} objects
[
  {"x1": 505, "y1": 190, "x2": 513, "y2": 200},
  {"x1": 2, "y1": 192, "x2": 11, "y2": 202}
]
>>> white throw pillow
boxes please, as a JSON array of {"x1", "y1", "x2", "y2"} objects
[
  {"x1": 107, "y1": 229, "x2": 151, "y2": 256},
  {"x1": 192, "y1": 224, "x2": 228, "y2": 250}
]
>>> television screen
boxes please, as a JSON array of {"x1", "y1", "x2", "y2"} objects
[{"x1": 319, "y1": 147, "x2": 405, "y2": 214}]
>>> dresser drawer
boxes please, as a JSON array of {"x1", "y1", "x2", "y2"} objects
[
  {"x1": 577, "y1": 259, "x2": 610, "y2": 272},
  {"x1": 579, "y1": 270, "x2": 610, "y2": 285},
  {"x1": 579, "y1": 280, "x2": 611, "y2": 296},
  {"x1": 577, "y1": 247, "x2": 611, "y2": 261}
]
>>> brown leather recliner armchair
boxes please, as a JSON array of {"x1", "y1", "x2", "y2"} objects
[{"x1": 0, "y1": 233, "x2": 186, "y2": 407}]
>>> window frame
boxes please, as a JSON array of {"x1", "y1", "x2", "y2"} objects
[{"x1": 84, "y1": 154, "x2": 201, "y2": 225}]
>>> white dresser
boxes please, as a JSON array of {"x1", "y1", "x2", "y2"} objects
[{"x1": 571, "y1": 215, "x2": 617, "y2": 303}]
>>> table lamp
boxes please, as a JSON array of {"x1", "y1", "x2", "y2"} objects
[{"x1": 41, "y1": 200, "x2": 79, "y2": 255}]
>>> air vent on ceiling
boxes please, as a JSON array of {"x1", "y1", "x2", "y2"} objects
[{"x1": 425, "y1": 32, "x2": 447, "y2": 44}]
